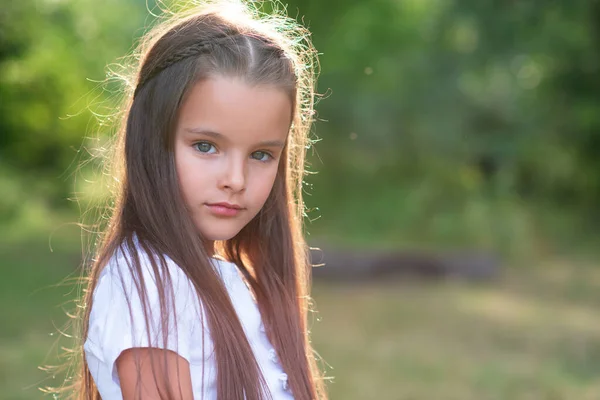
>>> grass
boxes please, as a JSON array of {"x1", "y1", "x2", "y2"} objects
[
  {"x1": 0, "y1": 226, "x2": 82, "y2": 399},
  {"x1": 312, "y1": 264, "x2": 600, "y2": 399},
  {"x1": 3, "y1": 230, "x2": 600, "y2": 399}
]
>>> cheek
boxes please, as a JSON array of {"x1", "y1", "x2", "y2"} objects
[
  {"x1": 251, "y1": 168, "x2": 279, "y2": 204},
  {"x1": 175, "y1": 149, "x2": 198, "y2": 204}
]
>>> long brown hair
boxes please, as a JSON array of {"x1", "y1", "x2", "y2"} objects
[{"x1": 60, "y1": 1, "x2": 325, "y2": 399}]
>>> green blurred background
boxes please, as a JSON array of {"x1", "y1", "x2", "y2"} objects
[{"x1": 2, "y1": 0, "x2": 600, "y2": 398}]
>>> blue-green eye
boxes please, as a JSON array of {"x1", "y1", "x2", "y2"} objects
[
  {"x1": 251, "y1": 151, "x2": 272, "y2": 162},
  {"x1": 194, "y1": 142, "x2": 216, "y2": 154}
]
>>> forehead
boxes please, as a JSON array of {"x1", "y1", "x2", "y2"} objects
[{"x1": 176, "y1": 76, "x2": 293, "y2": 143}]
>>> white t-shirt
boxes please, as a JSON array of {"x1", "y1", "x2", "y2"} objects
[{"x1": 83, "y1": 244, "x2": 294, "y2": 399}]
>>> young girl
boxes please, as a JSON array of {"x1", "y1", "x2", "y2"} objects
[{"x1": 66, "y1": 1, "x2": 327, "y2": 399}]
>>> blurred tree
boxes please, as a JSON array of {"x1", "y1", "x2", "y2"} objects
[
  {"x1": 0, "y1": 0, "x2": 147, "y2": 210},
  {"x1": 1, "y1": 0, "x2": 598, "y2": 250}
]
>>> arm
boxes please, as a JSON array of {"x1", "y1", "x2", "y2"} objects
[{"x1": 117, "y1": 348, "x2": 194, "y2": 400}]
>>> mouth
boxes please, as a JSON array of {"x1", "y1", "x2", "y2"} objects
[
  {"x1": 205, "y1": 202, "x2": 245, "y2": 217},
  {"x1": 206, "y1": 202, "x2": 244, "y2": 210}
]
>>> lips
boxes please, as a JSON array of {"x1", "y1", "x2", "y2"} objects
[
  {"x1": 206, "y1": 202, "x2": 243, "y2": 210},
  {"x1": 205, "y1": 202, "x2": 245, "y2": 217}
]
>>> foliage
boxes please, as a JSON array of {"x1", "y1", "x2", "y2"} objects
[{"x1": 1, "y1": 0, "x2": 599, "y2": 254}]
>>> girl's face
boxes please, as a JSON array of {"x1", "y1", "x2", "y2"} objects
[{"x1": 174, "y1": 76, "x2": 291, "y2": 244}]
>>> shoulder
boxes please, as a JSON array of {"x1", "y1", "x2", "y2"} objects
[
  {"x1": 85, "y1": 239, "x2": 216, "y2": 360},
  {"x1": 88, "y1": 239, "x2": 202, "y2": 342},
  {"x1": 100, "y1": 241, "x2": 234, "y2": 290},
  {"x1": 100, "y1": 240, "x2": 188, "y2": 291},
  {"x1": 91, "y1": 240, "x2": 238, "y2": 320},
  {"x1": 84, "y1": 240, "x2": 221, "y2": 390}
]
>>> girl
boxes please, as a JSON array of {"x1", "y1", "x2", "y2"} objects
[{"x1": 65, "y1": 1, "x2": 327, "y2": 399}]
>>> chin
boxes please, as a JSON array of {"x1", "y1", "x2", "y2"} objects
[{"x1": 199, "y1": 227, "x2": 243, "y2": 242}]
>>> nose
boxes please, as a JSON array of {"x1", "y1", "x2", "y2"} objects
[{"x1": 219, "y1": 155, "x2": 246, "y2": 192}]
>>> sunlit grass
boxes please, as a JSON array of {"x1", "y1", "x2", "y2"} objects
[
  {"x1": 311, "y1": 265, "x2": 600, "y2": 399},
  {"x1": 3, "y1": 233, "x2": 600, "y2": 399}
]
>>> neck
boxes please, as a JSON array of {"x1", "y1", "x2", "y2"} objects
[{"x1": 203, "y1": 238, "x2": 216, "y2": 257}]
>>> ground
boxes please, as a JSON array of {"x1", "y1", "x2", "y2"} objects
[{"x1": 3, "y1": 235, "x2": 600, "y2": 399}]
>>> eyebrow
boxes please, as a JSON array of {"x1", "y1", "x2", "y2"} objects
[{"x1": 185, "y1": 128, "x2": 286, "y2": 148}]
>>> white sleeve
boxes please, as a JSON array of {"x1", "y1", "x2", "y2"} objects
[{"x1": 84, "y1": 246, "x2": 205, "y2": 385}]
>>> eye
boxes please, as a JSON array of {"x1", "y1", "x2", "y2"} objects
[
  {"x1": 251, "y1": 151, "x2": 272, "y2": 162},
  {"x1": 193, "y1": 142, "x2": 216, "y2": 154}
]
